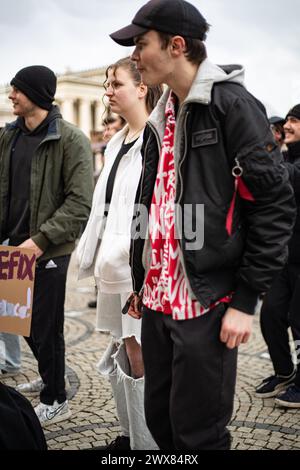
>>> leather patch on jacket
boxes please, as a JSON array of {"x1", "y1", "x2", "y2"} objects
[{"x1": 192, "y1": 129, "x2": 218, "y2": 148}]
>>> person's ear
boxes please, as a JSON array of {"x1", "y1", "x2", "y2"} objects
[
  {"x1": 170, "y1": 36, "x2": 186, "y2": 56},
  {"x1": 138, "y1": 82, "x2": 148, "y2": 99}
]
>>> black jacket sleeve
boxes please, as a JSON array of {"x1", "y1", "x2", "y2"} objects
[{"x1": 222, "y1": 93, "x2": 296, "y2": 314}]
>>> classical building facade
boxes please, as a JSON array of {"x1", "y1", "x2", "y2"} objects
[{"x1": 0, "y1": 67, "x2": 107, "y2": 137}]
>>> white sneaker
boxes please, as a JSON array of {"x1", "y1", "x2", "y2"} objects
[
  {"x1": 16, "y1": 375, "x2": 71, "y2": 395},
  {"x1": 16, "y1": 377, "x2": 44, "y2": 394},
  {"x1": 34, "y1": 400, "x2": 72, "y2": 427}
]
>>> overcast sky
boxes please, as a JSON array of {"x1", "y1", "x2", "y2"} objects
[{"x1": 1, "y1": 0, "x2": 299, "y2": 116}]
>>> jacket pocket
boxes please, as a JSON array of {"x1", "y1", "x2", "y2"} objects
[
  {"x1": 236, "y1": 142, "x2": 286, "y2": 195},
  {"x1": 95, "y1": 233, "x2": 131, "y2": 284}
]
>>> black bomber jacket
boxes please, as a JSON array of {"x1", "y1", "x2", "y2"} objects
[{"x1": 130, "y1": 60, "x2": 295, "y2": 315}]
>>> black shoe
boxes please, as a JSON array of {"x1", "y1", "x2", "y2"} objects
[
  {"x1": 88, "y1": 300, "x2": 97, "y2": 309},
  {"x1": 255, "y1": 371, "x2": 295, "y2": 398},
  {"x1": 275, "y1": 385, "x2": 300, "y2": 408},
  {"x1": 106, "y1": 436, "x2": 131, "y2": 450}
]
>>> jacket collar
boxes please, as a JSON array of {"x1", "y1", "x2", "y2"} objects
[
  {"x1": 184, "y1": 59, "x2": 245, "y2": 105},
  {"x1": 5, "y1": 108, "x2": 62, "y2": 143}
]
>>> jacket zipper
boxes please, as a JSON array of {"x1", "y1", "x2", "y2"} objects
[
  {"x1": 30, "y1": 139, "x2": 58, "y2": 233},
  {"x1": 176, "y1": 111, "x2": 190, "y2": 204}
]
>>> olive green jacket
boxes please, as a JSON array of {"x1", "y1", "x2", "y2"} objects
[{"x1": 0, "y1": 112, "x2": 94, "y2": 260}]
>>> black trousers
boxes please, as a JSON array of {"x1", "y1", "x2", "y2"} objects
[
  {"x1": 260, "y1": 264, "x2": 300, "y2": 386},
  {"x1": 25, "y1": 255, "x2": 71, "y2": 405},
  {"x1": 141, "y1": 303, "x2": 237, "y2": 450}
]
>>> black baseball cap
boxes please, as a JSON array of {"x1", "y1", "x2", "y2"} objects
[
  {"x1": 269, "y1": 116, "x2": 285, "y2": 126},
  {"x1": 110, "y1": 0, "x2": 208, "y2": 46}
]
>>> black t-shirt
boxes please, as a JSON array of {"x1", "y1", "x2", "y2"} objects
[
  {"x1": 104, "y1": 139, "x2": 137, "y2": 216},
  {"x1": 6, "y1": 107, "x2": 61, "y2": 245}
]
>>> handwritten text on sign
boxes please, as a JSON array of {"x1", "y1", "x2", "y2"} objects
[
  {"x1": 0, "y1": 250, "x2": 35, "y2": 281},
  {"x1": 0, "y1": 246, "x2": 36, "y2": 337}
]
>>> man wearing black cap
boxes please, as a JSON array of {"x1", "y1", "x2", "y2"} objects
[
  {"x1": 269, "y1": 116, "x2": 287, "y2": 152},
  {"x1": 0, "y1": 65, "x2": 93, "y2": 425},
  {"x1": 256, "y1": 104, "x2": 300, "y2": 408},
  {"x1": 110, "y1": 0, "x2": 295, "y2": 450}
]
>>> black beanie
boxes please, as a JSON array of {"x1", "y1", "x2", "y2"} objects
[
  {"x1": 10, "y1": 65, "x2": 57, "y2": 111},
  {"x1": 286, "y1": 104, "x2": 300, "y2": 121}
]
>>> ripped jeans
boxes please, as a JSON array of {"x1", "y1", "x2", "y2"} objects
[{"x1": 97, "y1": 338, "x2": 158, "y2": 450}]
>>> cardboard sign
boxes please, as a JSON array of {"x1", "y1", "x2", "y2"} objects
[{"x1": 0, "y1": 246, "x2": 36, "y2": 337}]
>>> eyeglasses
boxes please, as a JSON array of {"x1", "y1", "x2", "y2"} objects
[
  {"x1": 103, "y1": 81, "x2": 122, "y2": 92},
  {"x1": 104, "y1": 83, "x2": 113, "y2": 92}
]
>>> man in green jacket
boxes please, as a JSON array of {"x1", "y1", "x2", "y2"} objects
[{"x1": 0, "y1": 65, "x2": 93, "y2": 426}]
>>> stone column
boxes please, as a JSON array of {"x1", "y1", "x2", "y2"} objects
[
  {"x1": 79, "y1": 99, "x2": 92, "y2": 137},
  {"x1": 60, "y1": 99, "x2": 75, "y2": 124},
  {"x1": 95, "y1": 100, "x2": 105, "y2": 131}
]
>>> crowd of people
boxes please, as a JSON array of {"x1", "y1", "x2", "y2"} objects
[{"x1": 0, "y1": 0, "x2": 300, "y2": 451}]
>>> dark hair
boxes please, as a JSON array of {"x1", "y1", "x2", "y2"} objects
[
  {"x1": 157, "y1": 32, "x2": 209, "y2": 66},
  {"x1": 104, "y1": 57, "x2": 162, "y2": 114},
  {"x1": 102, "y1": 114, "x2": 126, "y2": 127},
  {"x1": 102, "y1": 115, "x2": 117, "y2": 126},
  {"x1": 271, "y1": 123, "x2": 285, "y2": 143}
]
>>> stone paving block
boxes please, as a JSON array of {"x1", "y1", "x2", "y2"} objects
[
  {"x1": 236, "y1": 444, "x2": 250, "y2": 450},
  {"x1": 82, "y1": 437, "x2": 96, "y2": 443},
  {"x1": 244, "y1": 439, "x2": 256, "y2": 445},
  {"x1": 47, "y1": 439, "x2": 57, "y2": 446},
  {"x1": 78, "y1": 443, "x2": 92, "y2": 449},
  {"x1": 280, "y1": 427, "x2": 297, "y2": 435},
  {"x1": 92, "y1": 440, "x2": 107, "y2": 447},
  {"x1": 283, "y1": 435, "x2": 298, "y2": 441},
  {"x1": 65, "y1": 440, "x2": 80, "y2": 446},
  {"x1": 289, "y1": 417, "x2": 300, "y2": 424},
  {"x1": 269, "y1": 435, "x2": 283, "y2": 443},
  {"x1": 263, "y1": 418, "x2": 277, "y2": 424},
  {"x1": 56, "y1": 436, "x2": 71, "y2": 443},
  {"x1": 239, "y1": 428, "x2": 252, "y2": 434},
  {"x1": 94, "y1": 428, "x2": 110, "y2": 435},
  {"x1": 89, "y1": 418, "x2": 104, "y2": 424},
  {"x1": 266, "y1": 442, "x2": 280, "y2": 450},
  {"x1": 67, "y1": 433, "x2": 86, "y2": 440},
  {"x1": 51, "y1": 444, "x2": 67, "y2": 449},
  {"x1": 255, "y1": 428, "x2": 271, "y2": 435},
  {"x1": 234, "y1": 431, "x2": 247, "y2": 439},
  {"x1": 252, "y1": 433, "x2": 270, "y2": 441},
  {"x1": 82, "y1": 430, "x2": 96, "y2": 437}
]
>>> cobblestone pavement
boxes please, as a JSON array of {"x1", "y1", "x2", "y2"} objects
[{"x1": 3, "y1": 254, "x2": 300, "y2": 451}]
